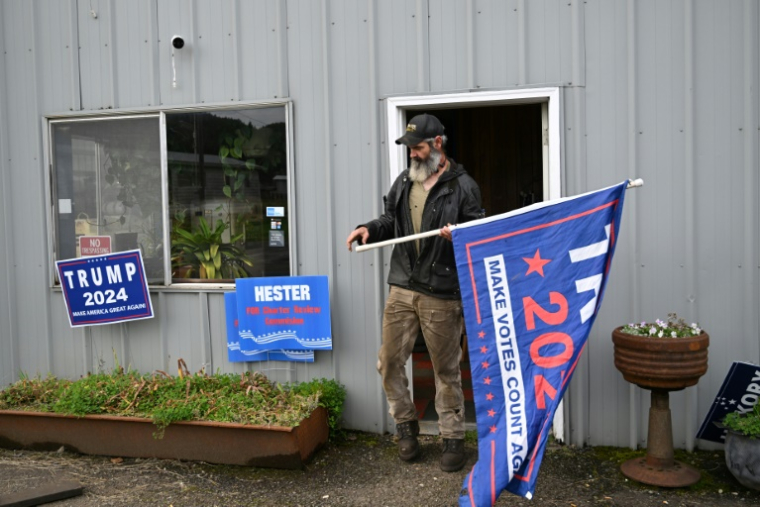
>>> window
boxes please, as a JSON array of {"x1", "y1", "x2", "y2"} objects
[{"x1": 49, "y1": 104, "x2": 292, "y2": 287}]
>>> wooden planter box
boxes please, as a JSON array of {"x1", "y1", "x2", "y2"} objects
[{"x1": 0, "y1": 407, "x2": 328, "y2": 469}]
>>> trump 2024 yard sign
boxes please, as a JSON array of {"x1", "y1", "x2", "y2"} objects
[{"x1": 56, "y1": 249, "x2": 154, "y2": 328}]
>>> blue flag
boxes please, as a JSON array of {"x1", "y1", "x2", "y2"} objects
[{"x1": 453, "y1": 182, "x2": 628, "y2": 504}]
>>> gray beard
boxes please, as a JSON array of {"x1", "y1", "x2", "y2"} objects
[{"x1": 409, "y1": 150, "x2": 443, "y2": 183}]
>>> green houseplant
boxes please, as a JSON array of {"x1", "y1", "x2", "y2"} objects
[
  {"x1": 723, "y1": 403, "x2": 760, "y2": 491},
  {"x1": 171, "y1": 216, "x2": 252, "y2": 280}
]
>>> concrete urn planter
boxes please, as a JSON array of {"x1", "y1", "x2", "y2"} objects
[
  {"x1": 612, "y1": 327, "x2": 710, "y2": 488},
  {"x1": 612, "y1": 327, "x2": 709, "y2": 391},
  {"x1": 725, "y1": 431, "x2": 760, "y2": 491}
]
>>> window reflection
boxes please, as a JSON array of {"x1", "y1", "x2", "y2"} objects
[{"x1": 166, "y1": 107, "x2": 290, "y2": 281}]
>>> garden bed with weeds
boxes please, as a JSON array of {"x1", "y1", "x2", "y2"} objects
[
  {"x1": 0, "y1": 362, "x2": 345, "y2": 438},
  {"x1": 0, "y1": 363, "x2": 346, "y2": 468}
]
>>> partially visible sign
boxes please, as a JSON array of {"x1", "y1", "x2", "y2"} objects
[
  {"x1": 224, "y1": 292, "x2": 314, "y2": 363},
  {"x1": 697, "y1": 361, "x2": 760, "y2": 443},
  {"x1": 235, "y1": 276, "x2": 332, "y2": 352},
  {"x1": 56, "y1": 250, "x2": 154, "y2": 328},
  {"x1": 79, "y1": 236, "x2": 112, "y2": 256},
  {"x1": 266, "y1": 206, "x2": 285, "y2": 217},
  {"x1": 269, "y1": 230, "x2": 285, "y2": 247}
]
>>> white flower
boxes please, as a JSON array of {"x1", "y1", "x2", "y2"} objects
[
  {"x1": 658, "y1": 331, "x2": 664, "y2": 338},
  {"x1": 671, "y1": 331, "x2": 677, "y2": 338},
  {"x1": 649, "y1": 326, "x2": 657, "y2": 335}
]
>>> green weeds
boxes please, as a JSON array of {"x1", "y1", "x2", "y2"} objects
[{"x1": 0, "y1": 367, "x2": 345, "y2": 440}]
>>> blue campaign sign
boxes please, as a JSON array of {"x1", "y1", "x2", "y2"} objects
[
  {"x1": 56, "y1": 249, "x2": 154, "y2": 328},
  {"x1": 224, "y1": 292, "x2": 314, "y2": 363},
  {"x1": 697, "y1": 362, "x2": 760, "y2": 443},
  {"x1": 235, "y1": 276, "x2": 332, "y2": 352}
]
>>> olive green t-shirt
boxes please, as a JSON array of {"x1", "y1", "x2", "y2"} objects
[{"x1": 409, "y1": 181, "x2": 429, "y2": 254}]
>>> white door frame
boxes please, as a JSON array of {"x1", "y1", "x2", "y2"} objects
[
  {"x1": 384, "y1": 87, "x2": 562, "y2": 201},
  {"x1": 384, "y1": 87, "x2": 566, "y2": 440}
]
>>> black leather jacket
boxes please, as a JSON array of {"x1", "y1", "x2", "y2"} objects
[{"x1": 361, "y1": 159, "x2": 483, "y2": 299}]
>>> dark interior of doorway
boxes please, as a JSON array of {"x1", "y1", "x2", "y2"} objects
[{"x1": 404, "y1": 103, "x2": 544, "y2": 429}]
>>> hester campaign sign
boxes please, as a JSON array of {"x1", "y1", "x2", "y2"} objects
[
  {"x1": 56, "y1": 249, "x2": 154, "y2": 327},
  {"x1": 234, "y1": 276, "x2": 332, "y2": 353},
  {"x1": 224, "y1": 291, "x2": 315, "y2": 363}
]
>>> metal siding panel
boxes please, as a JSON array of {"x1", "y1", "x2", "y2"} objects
[
  {"x1": 525, "y1": 0, "x2": 567, "y2": 85},
  {"x1": 237, "y1": 0, "x2": 271, "y2": 100},
  {"x1": 583, "y1": 0, "x2": 634, "y2": 446},
  {"x1": 327, "y1": 0, "x2": 387, "y2": 433},
  {"x1": 287, "y1": 0, "x2": 327, "y2": 278},
  {"x1": 194, "y1": 0, "x2": 228, "y2": 104},
  {"x1": 157, "y1": 0, "x2": 196, "y2": 105},
  {"x1": 3, "y1": 0, "x2": 52, "y2": 378},
  {"x1": 34, "y1": 0, "x2": 76, "y2": 113},
  {"x1": 208, "y1": 293, "x2": 241, "y2": 374},
  {"x1": 376, "y1": 0, "x2": 422, "y2": 95},
  {"x1": 76, "y1": 0, "x2": 113, "y2": 109},
  {"x1": 428, "y1": 0, "x2": 470, "y2": 92},
  {"x1": 0, "y1": 0, "x2": 17, "y2": 387},
  {"x1": 746, "y1": 0, "x2": 760, "y2": 370},
  {"x1": 693, "y1": 0, "x2": 735, "y2": 448},
  {"x1": 632, "y1": 0, "x2": 689, "y2": 449},
  {"x1": 111, "y1": 0, "x2": 155, "y2": 108},
  {"x1": 473, "y1": 0, "x2": 518, "y2": 88},
  {"x1": 163, "y1": 293, "x2": 207, "y2": 373},
  {"x1": 120, "y1": 297, "x2": 165, "y2": 375},
  {"x1": 88, "y1": 322, "x2": 123, "y2": 373},
  {"x1": 49, "y1": 295, "x2": 83, "y2": 378}
]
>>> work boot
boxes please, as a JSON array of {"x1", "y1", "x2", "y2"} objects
[
  {"x1": 396, "y1": 420, "x2": 420, "y2": 461},
  {"x1": 440, "y1": 438, "x2": 466, "y2": 472}
]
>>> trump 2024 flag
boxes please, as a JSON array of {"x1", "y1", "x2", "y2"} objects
[{"x1": 452, "y1": 181, "x2": 628, "y2": 504}]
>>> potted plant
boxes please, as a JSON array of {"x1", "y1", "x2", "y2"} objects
[
  {"x1": 723, "y1": 402, "x2": 760, "y2": 490},
  {"x1": 612, "y1": 314, "x2": 709, "y2": 487},
  {"x1": 171, "y1": 216, "x2": 253, "y2": 280},
  {"x1": 0, "y1": 363, "x2": 345, "y2": 469}
]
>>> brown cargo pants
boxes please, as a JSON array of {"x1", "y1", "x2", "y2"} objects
[{"x1": 377, "y1": 286, "x2": 465, "y2": 439}]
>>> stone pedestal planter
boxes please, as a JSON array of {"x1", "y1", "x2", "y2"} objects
[
  {"x1": 725, "y1": 430, "x2": 760, "y2": 491},
  {"x1": 0, "y1": 407, "x2": 328, "y2": 469},
  {"x1": 612, "y1": 327, "x2": 709, "y2": 487}
]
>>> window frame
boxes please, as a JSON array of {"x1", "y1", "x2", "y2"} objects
[
  {"x1": 384, "y1": 87, "x2": 562, "y2": 202},
  {"x1": 44, "y1": 100, "x2": 296, "y2": 291}
]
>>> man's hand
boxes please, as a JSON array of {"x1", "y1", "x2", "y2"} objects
[
  {"x1": 346, "y1": 227, "x2": 370, "y2": 251},
  {"x1": 440, "y1": 224, "x2": 453, "y2": 242}
]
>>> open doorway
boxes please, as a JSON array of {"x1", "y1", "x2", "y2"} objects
[{"x1": 404, "y1": 103, "x2": 545, "y2": 430}]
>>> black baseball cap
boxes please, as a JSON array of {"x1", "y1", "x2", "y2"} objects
[{"x1": 395, "y1": 114, "x2": 445, "y2": 146}]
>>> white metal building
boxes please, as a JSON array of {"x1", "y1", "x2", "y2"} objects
[{"x1": 0, "y1": 0, "x2": 758, "y2": 452}]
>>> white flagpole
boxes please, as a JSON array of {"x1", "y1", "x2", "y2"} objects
[{"x1": 354, "y1": 178, "x2": 643, "y2": 253}]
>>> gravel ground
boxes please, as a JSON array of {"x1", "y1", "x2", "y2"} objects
[{"x1": 1, "y1": 432, "x2": 759, "y2": 507}]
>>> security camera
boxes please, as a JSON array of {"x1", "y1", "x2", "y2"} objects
[{"x1": 171, "y1": 35, "x2": 185, "y2": 50}]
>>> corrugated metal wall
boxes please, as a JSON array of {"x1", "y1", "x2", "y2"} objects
[{"x1": 0, "y1": 0, "x2": 758, "y2": 448}]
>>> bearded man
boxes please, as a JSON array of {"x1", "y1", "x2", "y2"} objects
[{"x1": 346, "y1": 114, "x2": 483, "y2": 472}]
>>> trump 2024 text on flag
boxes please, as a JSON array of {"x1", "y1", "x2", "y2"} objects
[{"x1": 452, "y1": 181, "x2": 628, "y2": 505}]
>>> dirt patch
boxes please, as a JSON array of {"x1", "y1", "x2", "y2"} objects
[{"x1": 1, "y1": 433, "x2": 758, "y2": 506}]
